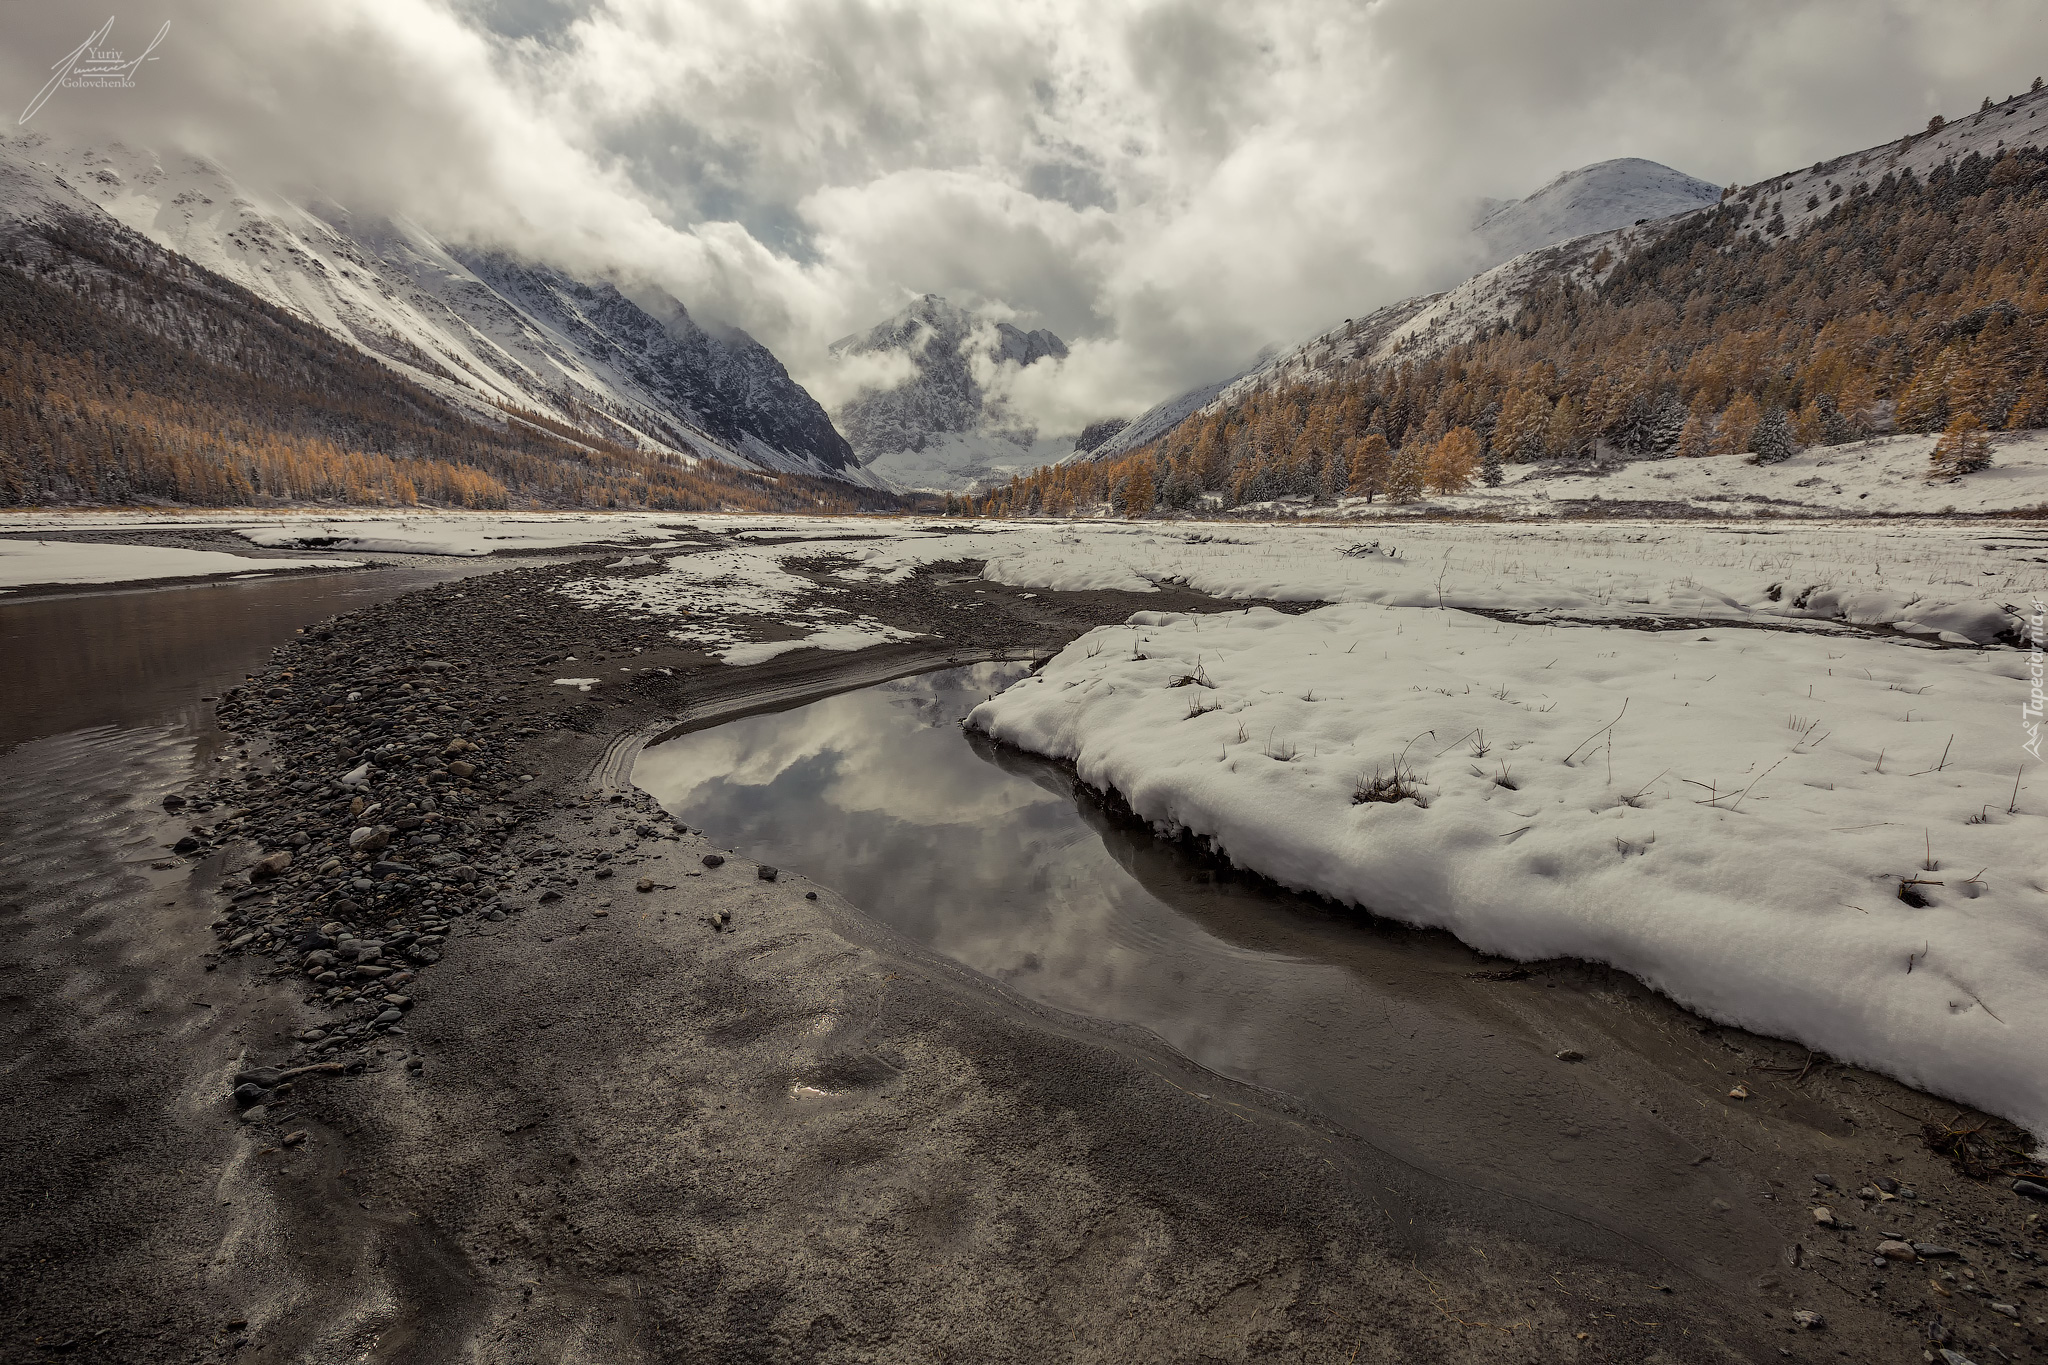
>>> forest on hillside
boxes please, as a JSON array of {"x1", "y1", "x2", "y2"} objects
[
  {"x1": 964, "y1": 145, "x2": 2048, "y2": 517},
  {"x1": 0, "y1": 221, "x2": 886, "y2": 513}
]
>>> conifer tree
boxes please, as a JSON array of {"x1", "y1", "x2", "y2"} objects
[
  {"x1": 1346, "y1": 433, "x2": 1393, "y2": 501},
  {"x1": 1931, "y1": 413, "x2": 1993, "y2": 476},
  {"x1": 1751, "y1": 407, "x2": 1797, "y2": 464},
  {"x1": 1426, "y1": 427, "x2": 1480, "y2": 493},
  {"x1": 1386, "y1": 441, "x2": 1427, "y2": 502}
]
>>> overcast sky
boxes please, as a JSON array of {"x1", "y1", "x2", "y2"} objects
[{"x1": 6, "y1": 0, "x2": 2046, "y2": 429}]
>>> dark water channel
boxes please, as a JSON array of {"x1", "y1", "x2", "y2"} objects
[{"x1": 636, "y1": 663, "x2": 1788, "y2": 1276}]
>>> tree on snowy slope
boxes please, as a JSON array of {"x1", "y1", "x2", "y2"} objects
[
  {"x1": 1751, "y1": 407, "x2": 1798, "y2": 463},
  {"x1": 1346, "y1": 433, "x2": 1393, "y2": 501},
  {"x1": 1386, "y1": 441, "x2": 1428, "y2": 502},
  {"x1": 1426, "y1": 428, "x2": 1481, "y2": 494},
  {"x1": 1930, "y1": 413, "x2": 1994, "y2": 477}
]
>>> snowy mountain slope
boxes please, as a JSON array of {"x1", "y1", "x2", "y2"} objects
[
  {"x1": 1093, "y1": 87, "x2": 2048, "y2": 469},
  {"x1": 1473, "y1": 158, "x2": 1720, "y2": 266},
  {"x1": 0, "y1": 132, "x2": 870, "y2": 485},
  {"x1": 1086, "y1": 161, "x2": 1715, "y2": 465},
  {"x1": 827, "y1": 293, "x2": 1069, "y2": 491},
  {"x1": 1726, "y1": 82, "x2": 2048, "y2": 244},
  {"x1": 1079, "y1": 373, "x2": 1239, "y2": 464}
]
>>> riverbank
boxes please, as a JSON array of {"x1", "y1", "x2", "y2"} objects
[{"x1": 5, "y1": 528, "x2": 2044, "y2": 1363}]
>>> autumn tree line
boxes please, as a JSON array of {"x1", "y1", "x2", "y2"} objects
[
  {"x1": 961, "y1": 145, "x2": 2048, "y2": 518},
  {"x1": 0, "y1": 222, "x2": 887, "y2": 513}
]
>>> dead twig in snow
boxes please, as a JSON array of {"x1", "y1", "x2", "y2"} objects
[{"x1": 1561, "y1": 698, "x2": 1628, "y2": 766}]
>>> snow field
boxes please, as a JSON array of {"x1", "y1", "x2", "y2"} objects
[
  {"x1": 1357, "y1": 432, "x2": 2048, "y2": 520},
  {"x1": 969, "y1": 604, "x2": 2048, "y2": 1135},
  {"x1": 0, "y1": 540, "x2": 359, "y2": 590}
]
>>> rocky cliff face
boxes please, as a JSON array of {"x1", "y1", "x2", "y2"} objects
[{"x1": 828, "y1": 295, "x2": 1069, "y2": 486}]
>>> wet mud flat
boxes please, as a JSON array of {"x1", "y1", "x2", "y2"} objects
[{"x1": 3, "y1": 534, "x2": 2044, "y2": 1364}]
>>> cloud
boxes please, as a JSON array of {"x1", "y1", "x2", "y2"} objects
[{"x1": 6, "y1": 0, "x2": 2045, "y2": 435}]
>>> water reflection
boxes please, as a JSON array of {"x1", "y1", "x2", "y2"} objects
[
  {"x1": 0, "y1": 566, "x2": 505, "y2": 750},
  {"x1": 635, "y1": 663, "x2": 1771, "y2": 1268}
]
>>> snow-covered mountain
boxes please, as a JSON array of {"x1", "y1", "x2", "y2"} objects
[
  {"x1": 1086, "y1": 158, "x2": 1722, "y2": 464},
  {"x1": 1472, "y1": 158, "x2": 1720, "y2": 267},
  {"x1": 0, "y1": 132, "x2": 868, "y2": 484},
  {"x1": 828, "y1": 294, "x2": 1072, "y2": 490}
]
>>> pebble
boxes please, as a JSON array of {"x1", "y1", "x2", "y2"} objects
[
  {"x1": 2015, "y1": 1179, "x2": 2048, "y2": 1201},
  {"x1": 282, "y1": 1130, "x2": 307, "y2": 1146},
  {"x1": 636, "y1": 877, "x2": 654, "y2": 893},
  {"x1": 1791, "y1": 1310, "x2": 1824, "y2": 1330},
  {"x1": 1812, "y1": 1173, "x2": 1836, "y2": 1189},
  {"x1": 1874, "y1": 1239, "x2": 1917, "y2": 1261},
  {"x1": 701, "y1": 854, "x2": 724, "y2": 868},
  {"x1": 373, "y1": 1008, "x2": 402, "y2": 1024},
  {"x1": 1811, "y1": 1207, "x2": 1836, "y2": 1226},
  {"x1": 1914, "y1": 1243, "x2": 1960, "y2": 1258},
  {"x1": 757, "y1": 865, "x2": 779, "y2": 882},
  {"x1": 174, "y1": 835, "x2": 201, "y2": 854},
  {"x1": 1554, "y1": 1049, "x2": 1584, "y2": 1062}
]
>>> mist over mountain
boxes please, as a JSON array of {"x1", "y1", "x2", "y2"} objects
[{"x1": 827, "y1": 294, "x2": 1077, "y2": 491}]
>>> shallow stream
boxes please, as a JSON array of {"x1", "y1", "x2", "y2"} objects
[{"x1": 634, "y1": 662, "x2": 1790, "y2": 1273}]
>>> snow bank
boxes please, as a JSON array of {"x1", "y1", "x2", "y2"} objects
[
  {"x1": 0, "y1": 540, "x2": 357, "y2": 589},
  {"x1": 970, "y1": 605, "x2": 2048, "y2": 1136}
]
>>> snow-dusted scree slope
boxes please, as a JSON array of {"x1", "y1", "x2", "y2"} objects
[{"x1": 971, "y1": 605, "x2": 2048, "y2": 1137}]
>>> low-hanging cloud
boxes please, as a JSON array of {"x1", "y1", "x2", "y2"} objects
[{"x1": 6, "y1": 0, "x2": 2045, "y2": 435}]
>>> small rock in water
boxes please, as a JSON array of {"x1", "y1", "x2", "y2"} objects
[
  {"x1": 174, "y1": 835, "x2": 201, "y2": 854},
  {"x1": 757, "y1": 865, "x2": 778, "y2": 882},
  {"x1": 163, "y1": 793, "x2": 187, "y2": 809}
]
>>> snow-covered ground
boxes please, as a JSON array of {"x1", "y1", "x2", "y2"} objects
[
  {"x1": 0, "y1": 540, "x2": 359, "y2": 591},
  {"x1": 1355, "y1": 432, "x2": 2048, "y2": 519},
  {"x1": 235, "y1": 514, "x2": 705, "y2": 558},
  {"x1": 7, "y1": 506, "x2": 2042, "y2": 1131},
  {"x1": 557, "y1": 545, "x2": 923, "y2": 664},
  {"x1": 967, "y1": 603, "x2": 2048, "y2": 1137}
]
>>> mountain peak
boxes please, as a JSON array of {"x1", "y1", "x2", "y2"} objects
[
  {"x1": 1475, "y1": 158, "x2": 1720, "y2": 265},
  {"x1": 827, "y1": 295, "x2": 1071, "y2": 489}
]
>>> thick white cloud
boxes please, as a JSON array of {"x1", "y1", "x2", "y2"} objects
[{"x1": 7, "y1": 0, "x2": 2045, "y2": 432}]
